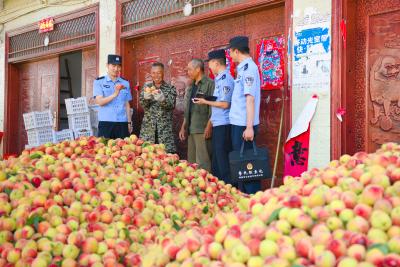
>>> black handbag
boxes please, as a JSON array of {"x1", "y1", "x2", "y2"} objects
[{"x1": 229, "y1": 141, "x2": 272, "y2": 183}]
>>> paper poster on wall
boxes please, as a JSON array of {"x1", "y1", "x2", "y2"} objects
[{"x1": 292, "y1": 4, "x2": 331, "y2": 93}]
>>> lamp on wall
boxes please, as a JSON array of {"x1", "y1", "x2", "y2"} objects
[
  {"x1": 44, "y1": 34, "x2": 50, "y2": 47},
  {"x1": 183, "y1": 0, "x2": 192, "y2": 17}
]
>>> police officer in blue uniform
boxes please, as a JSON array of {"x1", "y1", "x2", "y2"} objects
[
  {"x1": 193, "y1": 49, "x2": 234, "y2": 185},
  {"x1": 228, "y1": 36, "x2": 262, "y2": 194},
  {"x1": 93, "y1": 54, "x2": 133, "y2": 139}
]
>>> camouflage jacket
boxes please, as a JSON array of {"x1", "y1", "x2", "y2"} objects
[{"x1": 139, "y1": 81, "x2": 177, "y2": 153}]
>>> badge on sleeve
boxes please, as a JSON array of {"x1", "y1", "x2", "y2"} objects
[
  {"x1": 245, "y1": 76, "x2": 254, "y2": 86},
  {"x1": 223, "y1": 86, "x2": 231, "y2": 95}
]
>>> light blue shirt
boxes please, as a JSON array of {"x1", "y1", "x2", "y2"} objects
[
  {"x1": 211, "y1": 69, "x2": 234, "y2": 127},
  {"x1": 229, "y1": 57, "x2": 260, "y2": 126},
  {"x1": 93, "y1": 75, "x2": 132, "y2": 122}
]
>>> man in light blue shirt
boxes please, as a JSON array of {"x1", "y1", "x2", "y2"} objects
[
  {"x1": 93, "y1": 54, "x2": 132, "y2": 139},
  {"x1": 193, "y1": 49, "x2": 234, "y2": 184},
  {"x1": 228, "y1": 36, "x2": 262, "y2": 194}
]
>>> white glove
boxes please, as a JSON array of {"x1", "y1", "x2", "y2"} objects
[
  {"x1": 154, "y1": 91, "x2": 166, "y2": 102},
  {"x1": 144, "y1": 92, "x2": 152, "y2": 100}
]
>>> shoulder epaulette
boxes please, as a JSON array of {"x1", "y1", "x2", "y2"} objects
[
  {"x1": 244, "y1": 64, "x2": 248, "y2": 71},
  {"x1": 96, "y1": 76, "x2": 105, "y2": 80},
  {"x1": 221, "y1": 74, "x2": 226, "y2": 80},
  {"x1": 119, "y1": 77, "x2": 128, "y2": 81}
]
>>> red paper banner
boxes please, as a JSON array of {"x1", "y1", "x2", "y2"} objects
[
  {"x1": 39, "y1": 18, "x2": 54, "y2": 33},
  {"x1": 283, "y1": 95, "x2": 318, "y2": 178},
  {"x1": 284, "y1": 126, "x2": 310, "y2": 177},
  {"x1": 340, "y1": 19, "x2": 347, "y2": 49},
  {"x1": 225, "y1": 49, "x2": 236, "y2": 78}
]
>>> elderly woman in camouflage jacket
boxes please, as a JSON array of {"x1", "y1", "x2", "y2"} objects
[{"x1": 139, "y1": 62, "x2": 177, "y2": 153}]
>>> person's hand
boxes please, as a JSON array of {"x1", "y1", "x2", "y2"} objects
[
  {"x1": 179, "y1": 127, "x2": 186, "y2": 141},
  {"x1": 144, "y1": 91, "x2": 152, "y2": 100},
  {"x1": 128, "y1": 123, "x2": 133, "y2": 134},
  {"x1": 88, "y1": 97, "x2": 96, "y2": 105},
  {"x1": 192, "y1": 98, "x2": 207, "y2": 105},
  {"x1": 204, "y1": 124, "x2": 212, "y2": 139},
  {"x1": 151, "y1": 89, "x2": 160, "y2": 95},
  {"x1": 154, "y1": 91, "x2": 165, "y2": 102},
  {"x1": 242, "y1": 127, "x2": 254, "y2": 141},
  {"x1": 114, "y1": 84, "x2": 125, "y2": 96}
]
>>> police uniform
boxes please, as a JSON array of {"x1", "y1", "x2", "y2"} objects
[
  {"x1": 206, "y1": 50, "x2": 235, "y2": 184},
  {"x1": 93, "y1": 55, "x2": 132, "y2": 139},
  {"x1": 228, "y1": 36, "x2": 262, "y2": 194}
]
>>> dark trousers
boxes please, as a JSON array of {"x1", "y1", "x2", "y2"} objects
[
  {"x1": 211, "y1": 125, "x2": 232, "y2": 185},
  {"x1": 98, "y1": 121, "x2": 130, "y2": 139},
  {"x1": 131, "y1": 108, "x2": 140, "y2": 137},
  {"x1": 231, "y1": 124, "x2": 261, "y2": 194}
]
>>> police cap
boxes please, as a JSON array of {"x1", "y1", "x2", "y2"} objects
[
  {"x1": 107, "y1": 54, "x2": 122, "y2": 65},
  {"x1": 206, "y1": 49, "x2": 226, "y2": 62},
  {"x1": 228, "y1": 36, "x2": 249, "y2": 50}
]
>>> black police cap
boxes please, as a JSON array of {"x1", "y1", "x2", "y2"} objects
[
  {"x1": 107, "y1": 54, "x2": 122, "y2": 65},
  {"x1": 206, "y1": 49, "x2": 226, "y2": 61},
  {"x1": 228, "y1": 36, "x2": 249, "y2": 49}
]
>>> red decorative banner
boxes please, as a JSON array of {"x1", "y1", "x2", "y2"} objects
[
  {"x1": 284, "y1": 95, "x2": 318, "y2": 178},
  {"x1": 256, "y1": 36, "x2": 285, "y2": 90},
  {"x1": 284, "y1": 127, "x2": 310, "y2": 178},
  {"x1": 225, "y1": 49, "x2": 236, "y2": 78},
  {"x1": 340, "y1": 19, "x2": 347, "y2": 49},
  {"x1": 39, "y1": 17, "x2": 54, "y2": 33}
]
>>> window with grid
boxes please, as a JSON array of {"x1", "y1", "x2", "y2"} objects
[
  {"x1": 121, "y1": 0, "x2": 245, "y2": 34},
  {"x1": 8, "y1": 12, "x2": 96, "y2": 62}
]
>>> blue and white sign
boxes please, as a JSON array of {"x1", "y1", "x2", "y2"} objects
[{"x1": 294, "y1": 27, "x2": 330, "y2": 61}]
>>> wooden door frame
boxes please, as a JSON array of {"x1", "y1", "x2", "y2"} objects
[
  {"x1": 335, "y1": 1, "x2": 400, "y2": 155},
  {"x1": 330, "y1": 0, "x2": 344, "y2": 160},
  {"x1": 3, "y1": 4, "x2": 100, "y2": 155}
]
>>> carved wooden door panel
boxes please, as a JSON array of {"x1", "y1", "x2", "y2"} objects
[
  {"x1": 128, "y1": 5, "x2": 286, "y2": 181},
  {"x1": 18, "y1": 62, "x2": 38, "y2": 152},
  {"x1": 18, "y1": 57, "x2": 59, "y2": 152},
  {"x1": 38, "y1": 58, "x2": 59, "y2": 116},
  {"x1": 346, "y1": 0, "x2": 400, "y2": 154},
  {"x1": 82, "y1": 49, "x2": 97, "y2": 103}
]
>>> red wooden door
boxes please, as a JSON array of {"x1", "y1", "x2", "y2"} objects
[
  {"x1": 344, "y1": 0, "x2": 400, "y2": 154},
  {"x1": 17, "y1": 57, "x2": 59, "y2": 152},
  {"x1": 124, "y1": 5, "x2": 286, "y2": 181},
  {"x1": 82, "y1": 49, "x2": 97, "y2": 103}
]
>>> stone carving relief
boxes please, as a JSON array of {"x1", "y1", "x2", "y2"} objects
[{"x1": 369, "y1": 55, "x2": 400, "y2": 131}]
